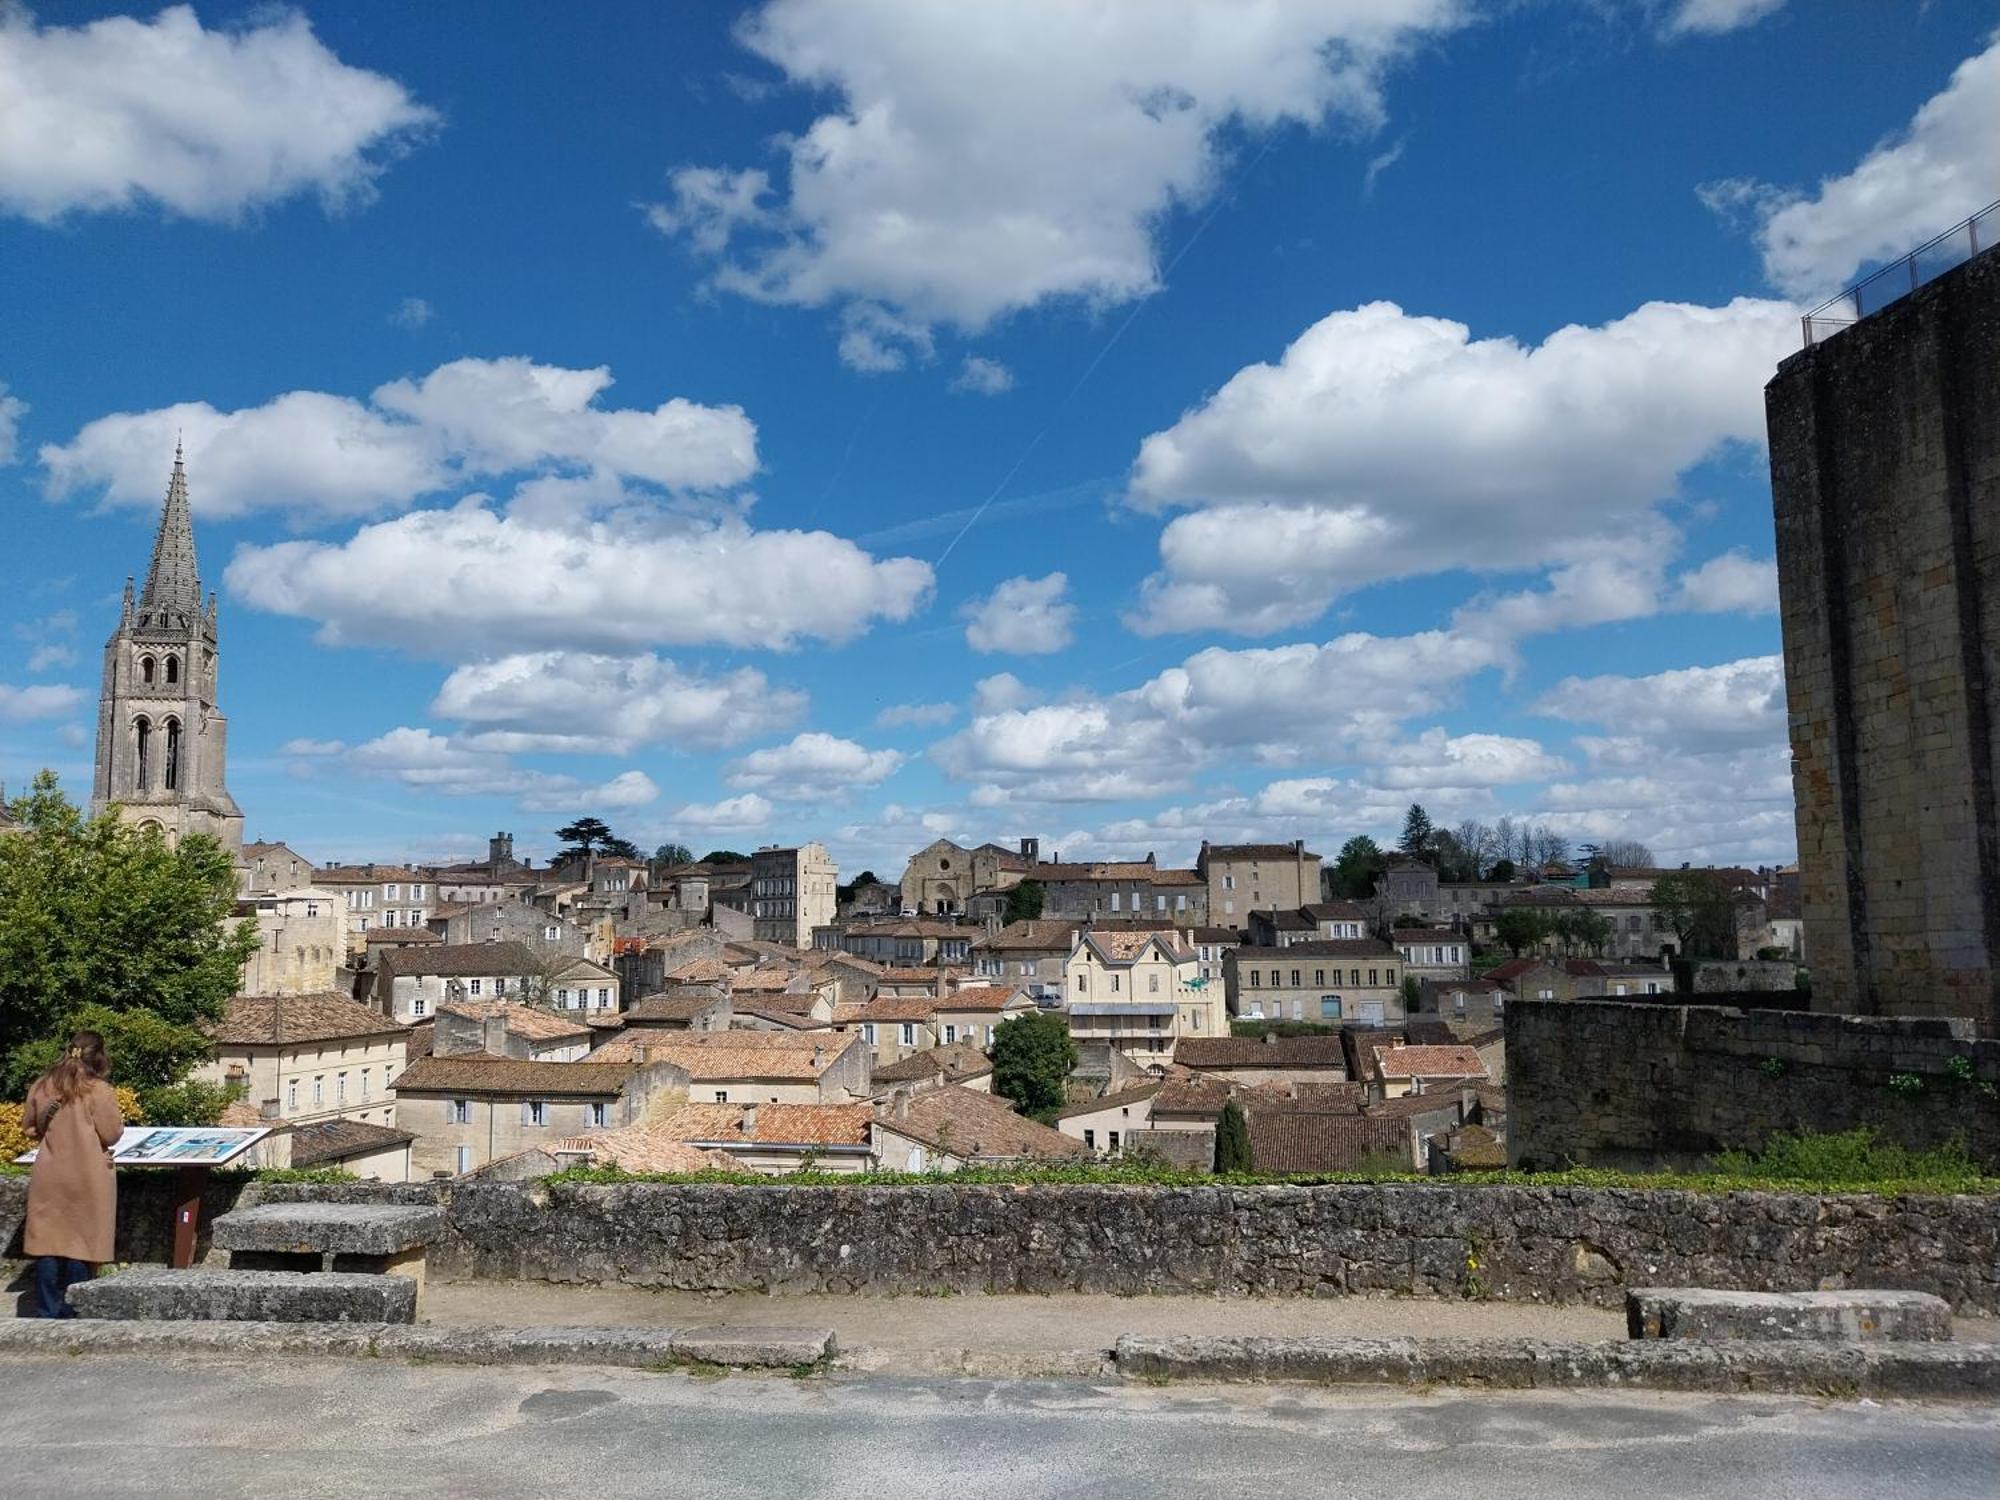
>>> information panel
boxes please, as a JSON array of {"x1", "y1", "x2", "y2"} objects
[{"x1": 16, "y1": 1125, "x2": 271, "y2": 1168}]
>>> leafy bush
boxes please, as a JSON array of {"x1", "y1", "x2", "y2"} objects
[
  {"x1": 1714, "y1": 1127, "x2": 1982, "y2": 1190},
  {"x1": 0, "y1": 1085, "x2": 146, "y2": 1164}
]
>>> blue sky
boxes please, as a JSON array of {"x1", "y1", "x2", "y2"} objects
[{"x1": 3, "y1": 0, "x2": 1996, "y2": 875}]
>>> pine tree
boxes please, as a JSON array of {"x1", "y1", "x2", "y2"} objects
[
  {"x1": 1214, "y1": 1098, "x2": 1252, "y2": 1173},
  {"x1": 1399, "y1": 803, "x2": 1435, "y2": 856}
]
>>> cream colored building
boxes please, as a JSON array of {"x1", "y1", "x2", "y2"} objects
[
  {"x1": 1198, "y1": 841, "x2": 1322, "y2": 922},
  {"x1": 391, "y1": 1055, "x2": 690, "y2": 1177},
  {"x1": 197, "y1": 994, "x2": 408, "y2": 1145},
  {"x1": 1062, "y1": 928, "x2": 1224, "y2": 1060},
  {"x1": 585, "y1": 1029, "x2": 872, "y2": 1104},
  {"x1": 750, "y1": 842, "x2": 838, "y2": 947},
  {"x1": 1225, "y1": 940, "x2": 1404, "y2": 1025},
  {"x1": 237, "y1": 885, "x2": 343, "y2": 997},
  {"x1": 242, "y1": 841, "x2": 317, "y2": 894},
  {"x1": 898, "y1": 838, "x2": 1031, "y2": 917}
]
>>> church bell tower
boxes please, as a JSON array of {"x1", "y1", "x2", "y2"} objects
[{"x1": 91, "y1": 443, "x2": 245, "y2": 855}]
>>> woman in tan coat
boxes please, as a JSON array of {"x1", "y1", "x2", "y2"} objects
[{"x1": 22, "y1": 1030, "x2": 124, "y2": 1317}]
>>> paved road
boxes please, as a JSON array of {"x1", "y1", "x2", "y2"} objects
[{"x1": 0, "y1": 1352, "x2": 1994, "y2": 1499}]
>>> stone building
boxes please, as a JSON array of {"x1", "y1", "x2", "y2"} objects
[
  {"x1": 391, "y1": 1056, "x2": 690, "y2": 1177},
  {"x1": 751, "y1": 842, "x2": 838, "y2": 947},
  {"x1": 1012, "y1": 855, "x2": 1207, "y2": 924},
  {"x1": 1224, "y1": 939, "x2": 1404, "y2": 1025},
  {"x1": 1197, "y1": 841, "x2": 1321, "y2": 923},
  {"x1": 196, "y1": 993, "x2": 408, "y2": 1142},
  {"x1": 898, "y1": 837, "x2": 1032, "y2": 917},
  {"x1": 90, "y1": 445, "x2": 243, "y2": 855},
  {"x1": 237, "y1": 886, "x2": 344, "y2": 997},
  {"x1": 1769, "y1": 236, "x2": 2000, "y2": 1030},
  {"x1": 242, "y1": 841, "x2": 316, "y2": 894},
  {"x1": 1062, "y1": 928, "x2": 1223, "y2": 1059}
]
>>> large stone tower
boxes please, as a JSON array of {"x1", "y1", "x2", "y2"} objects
[{"x1": 91, "y1": 444, "x2": 245, "y2": 855}]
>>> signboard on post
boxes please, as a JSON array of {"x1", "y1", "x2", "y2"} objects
[{"x1": 15, "y1": 1125, "x2": 270, "y2": 1168}]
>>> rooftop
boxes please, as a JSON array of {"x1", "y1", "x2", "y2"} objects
[
  {"x1": 1248, "y1": 1112, "x2": 1410, "y2": 1173},
  {"x1": 214, "y1": 993, "x2": 404, "y2": 1047},
  {"x1": 392, "y1": 1056, "x2": 639, "y2": 1098},
  {"x1": 1174, "y1": 1035, "x2": 1347, "y2": 1071},
  {"x1": 584, "y1": 1030, "x2": 858, "y2": 1080},
  {"x1": 877, "y1": 1085, "x2": 1083, "y2": 1160}
]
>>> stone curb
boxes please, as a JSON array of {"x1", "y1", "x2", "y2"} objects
[
  {"x1": 0, "y1": 1320, "x2": 834, "y2": 1371},
  {"x1": 1112, "y1": 1335, "x2": 2000, "y2": 1399}
]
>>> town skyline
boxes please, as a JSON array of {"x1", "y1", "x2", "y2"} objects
[{"x1": 5, "y1": 2, "x2": 1997, "y2": 876}]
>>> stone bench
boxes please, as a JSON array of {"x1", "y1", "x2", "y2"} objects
[
  {"x1": 211, "y1": 1203, "x2": 442, "y2": 1304},
  {"x1": 1626, "y1": 1288, "x2": 1954, "y2": 1342},
  {"x1": 71, "y1": 1267, "x2": 417, "y2": 1324}
]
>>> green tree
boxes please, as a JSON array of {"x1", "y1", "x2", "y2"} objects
[
  {"x1": 1494, "y1": 907, "x2": 1549, "y2": 958},
  {"x1": 1399, "y1": 803, "x2": 1435, "y2": 856},
  {"x1": 0, "y1": 772, "x2": 258, "y2": 1120},
  {"x1": 600, "y1": 836, "x2": 642, "y2": 861},
  {"x1": 1400, "y1": 973, "x2": 1423, "y2": 1012},
  {"x1": 652, "y1": 842, "x2": 694, "y2": 867},
  {"x1": 554, "y1": 817, "x2": 614, "y2": 859},
  {"x1": 1331, "y1": 835, "x2": 1385, "y2": 899},
  {"x1": 1003, "y1": 879, "x2": 1046, "y2": 924},
  {"x1": 991, "y1": 1010, "x2": 1076, "y2": 1120},
  {"x1": 1650, "y1": 871, "x2": 1735, "y2": 958},
  {"x1": 699, "y1": 849, "x2": 749, "y2": 864},
  {"x1": 1488, "y1": 858, "x2": 1517, "y2": 883},
  {"x1": 1214, "y1": 1097, "x2": 1252, "y2": 1173}
]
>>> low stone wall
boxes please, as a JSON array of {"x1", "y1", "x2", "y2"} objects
[
  {"x1": 7, "y1": 1174, "x2": 1997, "y2": 1313},
  {"x1": 1507, "y1": 999, "x2": 2000, "y2": 1172}
]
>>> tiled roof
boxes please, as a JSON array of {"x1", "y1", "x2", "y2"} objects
[
  {"x1": 933, "y1": 985, "x2": 1029, "y2": 1013},
  {"x1": 312, "y1": 865, "x2": 426, "y2": 885},
  {"x1": 1204, "y1": 843, "x2": 1322, "y2": 861},
  {"x1": 1480, "y1": 957, "x2": 1605, "y2": 982},
  {"x1": 974, "y1": 919, "x2": 1080, "y2": 952},
  {"x1": 1152, "y1": 1075, "x2": 1233, "y2": 1115},
  {"x1": 1300, "y1": 902, "x2": 1370, "y2": 922},
  {"x1": 1051, "y1": 1081, "x2": 1162, "y2": 1120},
  {"x1": 435, "y1": 1000, "x2": 593, "y2": 1042},
  {"x1": 404, "y1": 1023, "x2": 434, "y2": 1060},
  {"x1": 1025, "y1": 861, "x2": 1200, "y2": 885},
  {"x1": 1363, "y1": 1090, "x2": 1468, "y2": 1120},
  {"x1": 730, "y1": 967, "x2": 805, "y2": 993},
  {"x1": 1250, "y1": 1080, "x2": 1368, "y2": 1113},
  {"x1": 1229, "y1": 939, "x2": 1396, "y2": 960},
  {"x1": 364, "y1": 927, "x2": 442, "y2": 945},
  {"x1": 378, "y1": 941, "x2": 541, "y2": 979},
  {"x1": 664, "y1": 957, "x2": 732, "y2": 983},
  {"x1": 392, "y1": 1056, "x2": 637, "y2": 1097},
  {"x1": 876, "y1": 966, "x2": 964, "y2": 985},
  {"x1": 850, "y1": 996, "x2": 940, "y2": 1023},
  {"x1": 1370, "y1": 1043, "x2": 1490, "y2": 1082},
  {"x1": 1174, "y1": 1036, "x2": 1347, "y2": 1070},
  {"x1": 289, "y1": 1119, "x2": 415, "y2": 1167},
  {"x1": 551, "y1": 1131, "x2": 743, "y2": 1174},
  {"x1": 1248, "y1": 1113, "x2": 1409, "y2": 1174},
  {"x1": 732, "y1": 1003, "x2": 831, "y2": 1031},
  {"x1": 215, "y1": 993, "x2": 404, "y2": 1047},
  {"x1": 870, "y1": 1043, "x2": 994, "y2": 1086},
  {"x1": 1188, "y1": 926, "x2": 1244, "y2": 944},
  {"x1": 584, "y1": 1030, "x2": 858, "y2": 1080},
  {"x1": 815, "y1": 953, "x2": 889, "y2": 974},
  {"x1": 625, "y1": 993, "x2": 728, "y2": 1022},
  {"x1": 840, "y1": 919, "x2": 970, "y2": 940},
  {"x1": 1081, "y1": 929, "x2": 1190, "y2": 963},
  {"x1": 1391, "y1": 928, "x2": 1464, "y2": 945},
  {"x1": 652, "y1": 1102, "x2": 876, "y2": 1149},
  {"x1": 877, "y1": 1085, "x2": 1084, "y2": 1160}
]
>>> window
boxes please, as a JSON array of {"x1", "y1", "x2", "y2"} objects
[
  {"x1": 545, "y1": 925, "x2": 560, "y2": 941},
  {"x1": 1223, "y1": 875, "x2": 1235, "y2": 890},
  {"x1": 525, "y1": 1100, "x2": 548, "y2": 1126},
  {"x1": 336, "y1": 1073, "x2": 348, "y2": 1103},
  {"x1": 899, "y1": 1023, "x2": 915, "y2": 1046},
  {"x1": 495, "y1": 977, "x2": 507, "y2": 995},
  {"x1": 1083, "y1": 1129, "x2": 1096, "y2": 1150},
  {"x1": 286, "y1": 1079, "x2": 298, "y2": 1112},
  {"x1": 984, "y1": 1025, "x2": 996, "y2": 1045},
  {"x1": 1538, "y1": 987, "x2": 1554, "y2": 1000},
  {"x1": 1320, "y1": 997, "x2": 1342, "y2": 1020},
  {"x1": 385, "y1": 885, "x2": 400, "y2": 901},
  {"x1": 1175, "y1": 894, "x2": 1186, "y2": 911},
  {"x1": 140, "y1": 656, "x2": 155, "y2": 685},
  {"x1": 1248, "y1": 969, "x2": 1260, "y2": 987},
  {"x1": 1314, "y1": 969, "x2": 1325, "y2": 986},
  {"x1": 589, "y1": 1102, "x2": 608, "y2": 1128},
  {"x1": 1369, "y1": 969, "x2": 1379, "y2": 986},
  {"x1": 412, "y1": 997, "x2": 428, "y2": 1019},
  {"x1": 1156, "y1": 895, "x2": 1167, "y2": 912},
  {"x1": 715, "y1": 1090, "x2": 728, "y2": 1104},
  {"x1": 557, "y1": 988, "x2": 571, "y2": 1007},
  {"x1": 311, "y1": 1076, "x2": 324, "y2": 1106},
  {"x1": 1076, "y1": 972, "x2": 1089, "y2": 994},
  {"x1": 1147, "y1": 973, "x2": 1160, "y2": 994},
  {"x1": 456, "y1": 1145, "x2": 474, "y2": 1175},
  {"x1": 1110, "y1": 973, "x2": 1121, "y2": 992},
  {"x1": 412, "y1": 884, "x2": 425, "y2": 900},
  {"x1": 469, "y1": 979, "x2": 483, "y2": 996},
  {"x1": 164, "y1": 655, "x2": 179, "y2": 685},
  {"x1": 597, "y1": 987, "x2": 609, "y2": 1007},
  {"x1": 861, "y1": 1023, "x2": 878, "y2": 1045},
  {"x1": 1290, "y1": 969, "x2": 1301, "y2": 988},
  {"x1": 1108, "y1": 1130, "x2": 1121, "y2": 1154},
  {"x1": 1350, "y1": 969, "x2": 1361, "y2": 986},
  {"x1": 361, "y1": 1069, "x2": 372, "y2": 1100}
]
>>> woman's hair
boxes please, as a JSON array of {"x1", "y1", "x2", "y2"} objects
[{"x1": 33, "y1": 1030, "x2": 110, "y2": 1113}]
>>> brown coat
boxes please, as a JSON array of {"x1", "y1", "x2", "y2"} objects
[{"x1": 23, "y1": 1078, "x2": 123, "y2": 1262}]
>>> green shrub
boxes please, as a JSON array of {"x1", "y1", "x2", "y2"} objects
[{"x1": 1713, "y1": 1127, "x2": 1981, "y2": 1190}]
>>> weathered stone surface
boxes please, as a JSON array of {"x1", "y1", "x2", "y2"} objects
[
  {"x1": 671, "y1": 1327, "x2": 835, "y2": 1367},
  {"x1": 1626, "y1": 1287, "x2": 1954, "y2": 1342},
  {"x1": 210, "y1": 1202, "x2": 442, "y2": 1256},
  {"x1": 1112, "y1": 1335, "x2": 2000, "y2": 1399},
  {"x1": 69, "y1": 1267, "x2": 416, "y2": 1324}
]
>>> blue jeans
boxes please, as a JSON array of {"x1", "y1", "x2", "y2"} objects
[{"x1": 30, "y1": 1257, "x2": 90, "y2": 1318}]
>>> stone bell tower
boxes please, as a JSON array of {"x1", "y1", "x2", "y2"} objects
[{"x1": 91, "y1": 443, "x2": 245, "y2": 855}]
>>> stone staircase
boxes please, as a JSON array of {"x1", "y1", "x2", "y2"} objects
[{"x1": 70, "y1": 1203, "x2": 440, "y2": 1325}]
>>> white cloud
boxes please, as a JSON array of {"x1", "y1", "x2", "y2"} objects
[
  {"x1": 1662, "y1": 0, "x2": 1787, "y2": 37},
  {"x1": 518, "y1": 769, "x2": 660, "y2": 814},
  {"x1": 228, "y1": 504, "x2": 933, "y2": 658},
  {"x1": 431, "y1": 652, "x2": 805, "y2": 752},
  {"x1": 1673, "y1": 550, "x2": 1778, "y2": 614},
  {"x1": 950, "y1": 357, "x2": 1014, "y2": 396},
  {"x1": 42, "y1": 356, "x2": 760, "y2": 520},
  {"x1": 1126, "y1": 295, "x2": 1798, "y2": 636},
  {"x1": 0, "y1": 382, "x2": 23, "y2": 463},
  {"x1": 876, "y1": 701, "x2": 956, "y2": 729},
  {"x1": 1368, "y1": 728, "x2": 1569, "y2": 789},
  {"x1": 971, "y1": 672, "x2": 1037, "y2": 715},
  {"x1": 673, "y1": 792, "x2": 775, "y2": 830},
  {"x1": 0, "y1": 682, "x2": 82, "y2": 721},
  {"x1": 0, "y1": 5, "x2": 435, "y2": 224},
  {"x1": 648, "y1": 0, "x2": 1466, "y2": 358},
  {"x1": 390, "y1": 297, "x2": 434, "y2": 329},
  {"x1": 727, "y1": 731, "x2": 904, "y2": 800},
  {"x1": 1533, "y1": 655, "x2": 1787, "y2": 753},
  {"x1": 279, "y1": 737, "x2": 346, "y2": 756},
  {"x1": 1706, "y1": 35, "x2": 2000, "y2": 297},
  {"x1": 25, "y1": 644, "x2": 76, "y2": 672},
  {"x1": 961, "y1": 572, "x2": 1076, "y2": 655}
]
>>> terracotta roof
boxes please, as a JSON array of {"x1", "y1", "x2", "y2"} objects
[
  {"x1": 1442, "y1": 1123, "x2": 1507, "y2": 1169},
  {"x1": 839, "y1": 919, "x2": 972, "y2": 940},
  {"x1": 1152, "y1": 1075, "x2": 1233, "y2": 1115},
  {"x1": 215, "y1": 993, "x2": 404, "y2": 1047},
  {"x1": 1081, "y1": 929, "x2": 1191, "y2": 963},
  {"x1": 289, "y1": 1119, "x2": 414, "y2": 1167},
  {"x1": 1203, "y1": 843, "x2": 1322, "y2": 861},
  {"x1": 733, "y1": 1004, "x2": 832, "y2": 1031},
  {"x1": 1251, "y1": 1080, "x2": 1368, "y2": 1113},
  {"x1": 1025, "y1": 861, "x2": 1200, "y2": 885},
  {"x1": 876, "y1": 1085, "x2": 1084, "y2": 1160},
  {"x1": 378, "y1": 941, "x2": 542, "y2": 979},
  {"x1": 974, "y1": 919, "x2": 1079, "y2": 952},
  {"x1": 391, "y1": 1056, "x2": 637, "y2": 1097},
  {"x1": 870, "y1": 1043, "x2": 994, "y2": 1086},
  {"x1": 931, "y1": 985, "x2": 1028, "y2": 1013},
  {"x1": 313, "y1": 865, "x2": 426, "y2": 885},
  {"x1": 651, "y1": 1102, "x2": 875, "y2": 1149},
  {"x1": 1248, "y1": 1113, "x2": 1409, "y2": 1174},
  {"x1": 1174, "y1": 1036, "x2": 1347, "y2": 1071},
  {"x1": 584, "y1": 1030, "x2": 859, "y2": 1080},
  {"x1": 1391, "y1": 928, "x2": 1464, "y2": 945},
  {"x1": 1363, "y1": 1090, "x2": 1469, "y2": 1120},
  {"x1": 625, "y1": 994, "x2": 728, "y2": 1022},
  {"x1": 551, "y1": 1131, "x2": 743, "y2": 1174},
  {"x1": 1188, "y1": 926, "x2": 1244, "y2": 944},
  {"x1": 435, "y1": 1000, "x2": 593, "y2": 1042},
  {"x1": 849, "y1": 996, "x2": 940, "y2": 1023},
  {"x1": 364, "y1": 927, "x2": 441, "y2": 945},
  {"x1": 664, "y1": 957, "x2": 731, "y2": 983},
  {"x1": 1051, "y1": 1081, "x2": 1162, "y2": 1120},
  {"x1": 875, "y1": 966, "x2": 964, "y2": 985},
  {"x1": 1300, "y1": 902, "x2": 1370, "y2": 922},
  {"x1": 1229, "y1": 939, "x2": 1396, "y2": 960},
  {"x1": 404, "y1": 1023, "x2": 435, "y2": 1060},
  {"x1": 1481, "y1": 957, "x2": 1605, "y2": 982},
  {"x1": 815, "y1": 953, "x2": 889, "y2": 974},
  {"x1": 1369, "y1": 1043, "x2": 1490, "y2": 1082},
  {"x1": 216, "y1": 1099, "x2": 266, "y2": 1127}
]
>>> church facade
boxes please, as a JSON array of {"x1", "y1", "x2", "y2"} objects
[{"x1": 91, "y1": 445, "x2": 244, "y2": 855}]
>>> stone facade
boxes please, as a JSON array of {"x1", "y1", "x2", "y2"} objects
[
  {"x1": 752, "y1": 843, "x2": 837, "y2": 947},
  {"x1": 238, "y1": 887, "x2": 343, "y2": 997},
  {"x1": 1507, "y1": 998, "x2": 2000, "y2": 1172},
  {"x1": 1769, "y1": 242, "x2": 2000, "y2": 1031},
  {"x1": 1198, "y1": 841, "x2": 1321, "y2": 923},
  {"x1": 90, "y1": 447, "x2": 244, "y2": 855},
  {"x1": 898, "y1": 838, "x2": 1029, "y2": 917}
]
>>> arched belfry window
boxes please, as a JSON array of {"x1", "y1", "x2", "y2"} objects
[
  {"x1": 163, "y1": 718, "x2": 182, "y2": 792},
  {"x1": 140, "y1": 657, "x2": 155, "y2": 686},
  {"x1": 133, "y1": 717, "x2": 151, "y2": 790},
  {"x1": 164, "y1": 656, "x2": 179, "y2": 686}
]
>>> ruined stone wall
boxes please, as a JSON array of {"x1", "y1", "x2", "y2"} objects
[
  {"x1": 1768, "y1": 243, "x2": 2000, "y2": 1030},
  {"x1": 5, "y1": 1171, "x2": 1995, "y2": 1313},
  {"x1": 1507, "y1": 998, "x2": 2000, "y2": 1172}
]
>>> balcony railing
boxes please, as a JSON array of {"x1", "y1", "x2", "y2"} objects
[{"x1": 1802, "y1": 200, "x2": 1998, "y2": 346}]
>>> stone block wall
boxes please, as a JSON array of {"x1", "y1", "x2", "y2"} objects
[
  {"x1": 1768, "y1": 241, "x2": 2000, "y2": 1030},
  {"x1": 3, "y1": 1172, "x2": 1997, "y2": 1312},
  {"x1": 1507, "y1": 998, "x2": 2000, "y2": 1172}
]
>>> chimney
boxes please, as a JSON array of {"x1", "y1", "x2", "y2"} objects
[
  {"x1": 742, "y1": 1101, "x2": 758, "y2": 1135},
  {"x1": 1293, "y1": 838, "x2": 1304, "y2": 857},
  {"x1": 893, "y1": 1087, "x2": 910, "y2": 1123},
  {"x1": 483, "y1": 1015, "x2": 508, "y2": 1055},
  {"x1": 813, "y1": 1044, "x2": 827, "y2": 1068},
  {"x1": 1263, "y1": 1030, "x2": 1277, "y2": 1047},
  {"x1": 259, "y1": 1099, "x2": 280, "y2": 1121},
  {"x1": 635, "y1": 1044, "x2": 651, "y2": 1066}
]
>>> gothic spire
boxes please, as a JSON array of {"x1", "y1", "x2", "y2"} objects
[{"x1": 139, "y1": 438, "x2": 202, "y2": 617}]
